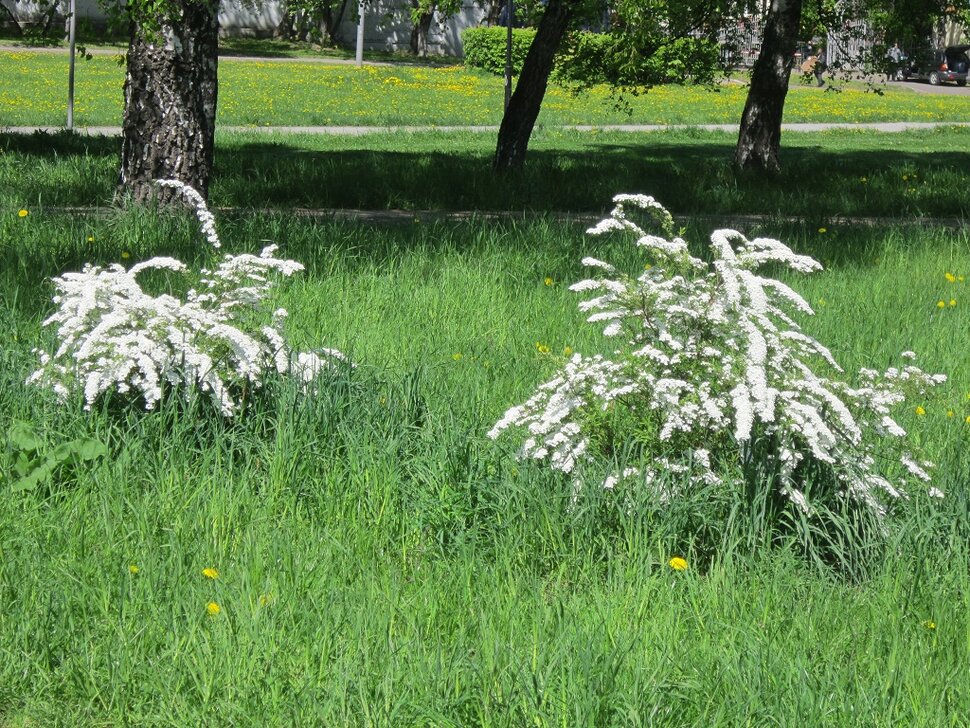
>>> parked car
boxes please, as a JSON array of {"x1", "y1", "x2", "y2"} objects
[{"x1": 903, "y1": 45, "x2": 969, "y2": 86}]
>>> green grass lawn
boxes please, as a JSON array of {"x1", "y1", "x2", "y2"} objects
[
  {"x1": 5, "y1": 49, "x2": 970, "y2": 128},
  {"x1": 2, "y1": 122, "x2": 970, "y2": 723},
  {"x1": 2, "y1": 207, "x2": 969, "y2": 725}
]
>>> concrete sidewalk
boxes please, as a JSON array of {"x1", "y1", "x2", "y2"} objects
[
  {"x1": 35, "y1": 205, "x2": 970, "y2": 229},
  {"x1": 6, "y1": 121, "x2": 970, "y2": 137},
  {"x1": 0, "y1": 43, "x2": 398, "y2": 66}
]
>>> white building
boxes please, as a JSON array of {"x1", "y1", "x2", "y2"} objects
[{"x1": 2, "y1": 0, "x2": 489, "y2": 56}]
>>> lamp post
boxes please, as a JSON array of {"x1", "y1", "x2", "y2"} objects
[
  {"x1": 356, "y1": 0, "x2": 365, "y2": 66},
  {"x1": 504, "y1": 0, "x2": 514, "y2": 111},
  {"x1": 67, "y1": 0, "x2": 76, "y2": 129}
]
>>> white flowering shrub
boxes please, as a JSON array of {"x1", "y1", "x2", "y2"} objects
[
  {"x1": 28, "y1": 180, "x2": 348, "y2": 416},
  {"x1": 489, "y1": 194, "x2": 945, "y2": 518}
]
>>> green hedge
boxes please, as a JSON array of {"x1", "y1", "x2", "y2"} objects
[
  {"x1": 557, "y1": 33, "x2": 721, "y2": 86},
  {"x1": 464, "y1": 27, "x2": 721, "y2": 87},
  {"x1": 462, "y1": 27, "x2": 536, "y2": 75}
]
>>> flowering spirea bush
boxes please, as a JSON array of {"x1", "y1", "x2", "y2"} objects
[
  {"x1": 28, "y1": 180, "x2": 347, "y2": 416},
  {"x1": 489, "y1": 194, "x2": 945, "y2": 517}
]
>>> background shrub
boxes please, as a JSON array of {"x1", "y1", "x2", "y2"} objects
[
  {"x1": 556, "y1": 33, "x2": 722, "y2": 86},
  {"x1": 464, "y1": 27, "x2": 722, "y2": 88},
  {"x1": 462, "y1": 27, "x2": 536, "y2": 75}
]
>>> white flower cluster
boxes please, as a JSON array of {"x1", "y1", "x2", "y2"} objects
[
  {"x1": 28, "y1": 181, "x2": 347, "y2": 416},
  {"x1": 490, "y1": 194, "x2": 945, "y2": 515}
]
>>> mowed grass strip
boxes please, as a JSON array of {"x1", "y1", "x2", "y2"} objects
[
  {"x1": 5, "y1": 49, "x2": 970, "y2": 127},
  {"x1": 3, "y1": 127, "x2": 970, "y2": 220}
]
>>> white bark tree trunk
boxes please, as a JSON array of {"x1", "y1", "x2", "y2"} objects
[{"x1": 119, "y1": 1, "x2": 220, "y2": 204}]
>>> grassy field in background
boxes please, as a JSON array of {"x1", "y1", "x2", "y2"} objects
[
  {"x1": 2, "y1": 201, "x2": 969, "y2": 724},
  {"x1": 4, "y1": 127, "x2": 970, "y2": 220},
  {"x1": 5, "y1": 49, "x2": 970, "y2": 128}
]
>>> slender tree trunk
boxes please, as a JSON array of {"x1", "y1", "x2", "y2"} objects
[
  {"x1": 493, "y1": 0, "x2": 573, "y2": 170},
  {"x1": 0, "y1": 3, "x2": 24, "y2": 36},
  {"x1": 276, "y1": 6, "x2": 297, "y2": 39},
  {"x1": 734, "y1": 0, "x2": 803, "y2": 173},
  {"x1": 329, "y1": 0, "x2": 351, "y2": 45},
  {"x1": 118, "y1": 1, "x2": 220, "y2": 204},
  {"x1": 410, "y1": 8, "x2": 434, "y2": 56}
]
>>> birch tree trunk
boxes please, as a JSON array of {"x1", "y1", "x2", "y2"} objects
[
  {"x1": 734, "y1": 0, "x2": 803, "y2": 173},
  {"x1": 119, "y1": 1, "x2": 220, "y2": 204}
]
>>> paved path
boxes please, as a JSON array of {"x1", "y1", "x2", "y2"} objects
[
  {"x1": 38, "y1": 206, "x2": 970, "y2": 228},
  {"x1": 889, "y1": 79, "x2": 970, "y2": 95},
  {"x1": 0, "y1": 43, "x2": 394, "y2": 66},
  {"x1": 5, "y1": 121, "x2": 970, "y2": 136}
]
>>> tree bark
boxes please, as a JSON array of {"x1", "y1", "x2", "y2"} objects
[
  {"x1": 410, "y1": 8, "x2": 434, "y2": 56},
  {"x1": 492, "y1": 0, "x2": 574, "y2": 171},
  {"x1": 0, "y1": 2, "x2": 24, "y2": 36},
  {"x1": 119, "y1": 1, "x2": 220, "y2": 204},
  {"x1": 734, "y1": 0, "x2": 803, "y2": 173}
]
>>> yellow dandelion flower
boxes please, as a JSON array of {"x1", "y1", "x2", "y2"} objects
[
  {"x1": 668, "y1": 556, "x2": 688, "y2": 571},
  {"x1": 129, "y1": 564, "x2": 140, "y2": 575},
  {"x1": 915, "y1": 406, "x2": 926, "y2": 416},
  {"x1": 818, "y1": 227, "x2": 827, "y2": 234},
  {"x1": 206, "y1": 601, "x2": 221, "y2": 616},
  {"x1": 945, "y1": 272, "x2": 956, "y2": 282},
  {"x1": 536, "y1": 342, "x2": 551, "y2": 354},
  {"x1": 258, "y1": 593, "x2": 274, "y2": 606},
  {"x1": 544, "y1": 277, "x2": 553, "y2": 286},
  {"x1": 947, "y1": 410, "x2": 954, "y2": 418},
  {"x1": 959, "y1": 276, "x2": 965, "y2": 282},
  {"x1": 936, "y1": 300, "x2": 946, "y2": 309},
  {"x1": 860, "y1": 176, "x2": 867, "y2": 183},
  {"x1": 87, "y1": 236, "x2": 95, "y2": 243},
  {"x1": 923, "y1": 620, "x2": 936, "y2": 630},
  {"x1": 452, "y1": 352, "x2": 462, "y2": 361},
  {"x1": 202, "y1": 567, "x2": 219, "y2": 580},
  {"x1": 121, "y1": 251, "x2": 131, "y2": 260},
  {"x1": 563, "y1": 346, "x2": 573, "y2": 356},
  {"x1": 18, "y1": 209, "x2": 29, "y2": 218},
  {"x1": 949, "y1": 299, "x2": 956, "y2": 307},
  {"x1": 966, "y1": 415, "x2": 970, "y2": 424}
]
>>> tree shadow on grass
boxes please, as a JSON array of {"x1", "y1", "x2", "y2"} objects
[{"x1": 3, "y1": 129, "x2": 969, "y2": 221}]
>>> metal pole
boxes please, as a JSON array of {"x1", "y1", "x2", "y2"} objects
[
  {"x1": 504, "y1": 0, "x2": 514, "y2": 111},
  {"x1": 355, "y1": 0, "x2": 365, "y2": 66},
  {"x1": 67, "y1": 0, "x2": 76, "y2": 129}
]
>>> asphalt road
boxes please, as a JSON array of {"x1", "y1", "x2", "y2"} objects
[{"x1": 889, "y1": 79, "x2": 970, "y2": 95}]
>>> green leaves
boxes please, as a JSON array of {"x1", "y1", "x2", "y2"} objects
[{"x1": 5, "y1": 421, "x2": 107, "y2": 493}]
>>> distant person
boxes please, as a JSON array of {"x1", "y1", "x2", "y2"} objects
[
  {"x1": 814, "y1": 46, "x2": 827, "y2": 87},
  {"x1": 887, "y1": 42, "x2": 903, "y2": 81}
]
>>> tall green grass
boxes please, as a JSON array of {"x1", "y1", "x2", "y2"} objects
[{"x1": 1, "y1": 206, "x2": 968, "y2": 724}]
